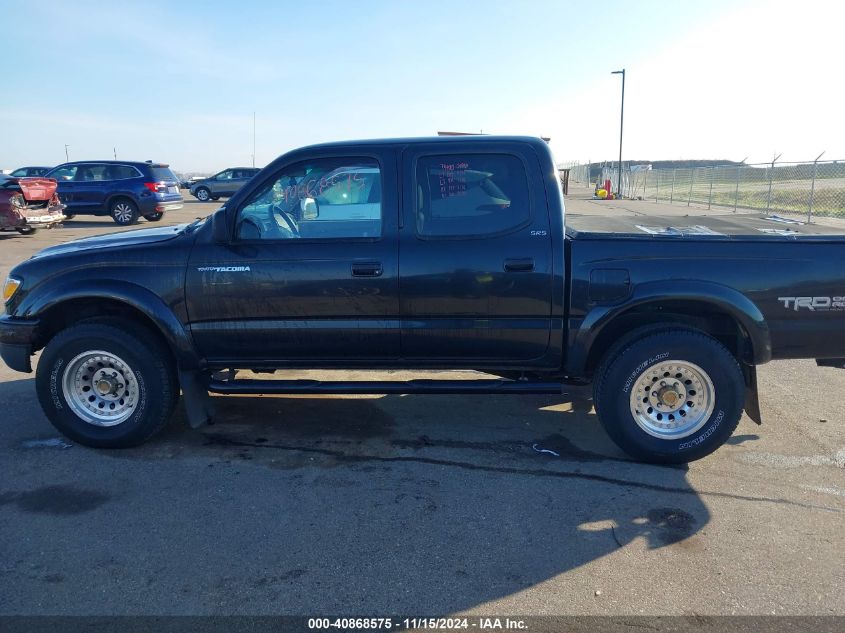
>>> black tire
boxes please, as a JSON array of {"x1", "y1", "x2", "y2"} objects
[
  {"x1": 15, "y1": 226, "x2": 36, "y2": 235},
  {"x1": 35, "y1": 321, "x2": 178, "y2": 448},
  {"x1": 110, "y1": 198, "x2": 139, "y2": 225},
  {"x1": 144, "y1": 212, "x2": 164, "y2": 222},
  {"x1": 194, "y1": 187, "x2": 210, "y2": 202},
  {"x1": 593, "y1": 328, "x2": 744, "y2": 463}
]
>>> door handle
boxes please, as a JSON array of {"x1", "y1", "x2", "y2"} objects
[
  {"x1": 351, "y1": 262, "x2": 383, "y2": 277},
  {"x1": 504, "y1": 258, "x2": 534, "y2": 272}
]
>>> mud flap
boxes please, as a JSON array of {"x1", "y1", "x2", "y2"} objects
[
  {"x1": 179, "y1": 370, "x2": 215, "y2": 429},
  {"x1": 742, "y1": 363, "x2": 762, "y2": 425}
]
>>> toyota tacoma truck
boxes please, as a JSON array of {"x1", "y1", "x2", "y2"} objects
[{"x1": 2, "y1": 136, "x2": 844, "y2": 463}]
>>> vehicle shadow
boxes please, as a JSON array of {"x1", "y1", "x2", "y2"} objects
[
  {"x1": 59, "y1": 219, "x2": 164, "y2": 229},
  {"x1": 0, "y1": 377, "x2": 711, "y2": 614}
]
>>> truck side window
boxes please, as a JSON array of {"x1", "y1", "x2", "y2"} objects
[
  {"x1": 236, "y1": 158, "x2": 382, "y2": 241},
  {"x1": 416, "y1": 154, "x2": 531, "y2": 238}
]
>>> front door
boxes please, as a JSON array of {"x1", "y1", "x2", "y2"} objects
[
  {"x1": 186, "y1": 149, "x2": 399, "y2": 366},
  {"x1": 399, "y1": 142, "x2": 554, "y2": 365}
]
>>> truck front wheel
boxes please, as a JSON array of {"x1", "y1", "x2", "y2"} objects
[
  {"x1": 593, "y1": 328, "x2": 744, "y2": 463},
  {"x1": 35, "y1": 321, "x2": 178, "y2": 448}
]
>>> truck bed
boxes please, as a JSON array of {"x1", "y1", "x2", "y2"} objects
[{"x1": 565, "y1": 213, "x2": 845, "y2": 240}]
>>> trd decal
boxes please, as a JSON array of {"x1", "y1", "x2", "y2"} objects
[{"x1": 778, "y1": 296, "x2": 845, "y2": 311}]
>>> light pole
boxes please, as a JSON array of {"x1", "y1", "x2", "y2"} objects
[
  {"x1": 64, "y1": 144, "x2": 70, "y2": 162},
  {"x1": 611, "y1": 69, "x2": 625, "y2": 197}
]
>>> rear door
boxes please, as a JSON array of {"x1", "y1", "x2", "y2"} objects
[
  {"x1": 186, "y1": 147, "x2": 400, "y2": 364},
  {"x1": 399, "y1": 142, "x2": 554, "y2": 364},
  {"x1": 231, "y1": 169, "x2": 251, "y2": 194}
]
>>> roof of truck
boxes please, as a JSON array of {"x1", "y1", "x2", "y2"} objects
[{"x1": 298, "y1": 135, "x2": 550, "y2": 151}]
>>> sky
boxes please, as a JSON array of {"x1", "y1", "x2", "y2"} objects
[{"x1": 2, "y1": 0, "x2": 843, "y2": 173}]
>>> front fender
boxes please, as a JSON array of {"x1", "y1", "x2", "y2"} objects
[
  {"x1": 566, "y1": 280, "x2": 772, "y2": 376},
  {"x1": 18, "y1": 279, "x2": 201, "y2": 370}
]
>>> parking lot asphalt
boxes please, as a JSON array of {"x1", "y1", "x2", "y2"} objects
[{"x1": 0, "y1": 194, "x2": 843, "y2": 616}]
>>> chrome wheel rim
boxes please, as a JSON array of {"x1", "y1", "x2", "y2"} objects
[
  {"x1": 113, "y1": 203, "x2": 134, "y2": 223},
  {"x1": 628, "y1": 360, "x2": 715, "y2": 440},
  {"x1": 62, "y1": 350, "x2": 139, "y2": 426},
  {"x1": 197, "y1": 189, "x2": 209, "y2": 201}
]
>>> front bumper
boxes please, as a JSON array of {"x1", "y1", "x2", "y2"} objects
[{"x1": 0, "y1": 315, "x2": 39, "y2": 372}]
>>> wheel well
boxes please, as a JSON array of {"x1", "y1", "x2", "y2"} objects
[
  {"x1": 35, "y1": 298, "x2": 175, "y2": 366},
  {"x1": 107, "y1": 195, "x2": 136, "y2": 210},
  {"x1": 585, "y1": 300, "x2": 755, "y2": 375}
]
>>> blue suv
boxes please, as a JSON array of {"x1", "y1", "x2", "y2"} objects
[{"x1": 45, "y1": 161, "x2": 184, "y2": 225}]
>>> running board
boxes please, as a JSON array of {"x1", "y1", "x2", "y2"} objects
[{"x1": 207, "y1": 378, "x2": 564, "y2": 395}]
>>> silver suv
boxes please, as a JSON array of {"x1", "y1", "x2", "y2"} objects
[{"x1": 189, "y1": 167, "x2": 260, "y2": 202}]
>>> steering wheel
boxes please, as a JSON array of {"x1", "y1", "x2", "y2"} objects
[{"x1": 269, "y1": 201, "x2": 300, "y2": 238}]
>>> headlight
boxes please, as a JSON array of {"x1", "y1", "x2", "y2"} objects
[{"x1": 3, "y1": 277, "x2": 21, "y2": 302}]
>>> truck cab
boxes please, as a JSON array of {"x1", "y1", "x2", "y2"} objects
[{"x1": 189, "y1": 138, "x2": 562, "y2": 367}]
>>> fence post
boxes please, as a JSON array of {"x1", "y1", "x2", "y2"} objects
[
  {"x1": 734, "y1": 165, "x2": 741, "y2": 212},
  {"x1": 655, "y1": 170, "x2": 660, "y2": 202},
  {"x1": 708, "y1": 168, "x2": 714, "y2": 209},
  {"x1": 670, "y1": 169, "x2": 676, "y2": 203},
  {"x1": 687, "y1": 169, "x2": 694, "y2": 206},
  {"x1": 807, "y1": 151, "x2": 825, "y2": 223},
  {"x1": 766, "y1": 152, "x2": 782, "y2": 213}
]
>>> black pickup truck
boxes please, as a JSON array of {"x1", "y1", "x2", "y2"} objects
[{"x1": 2, "y1": 136, "x2": 844, "y2": 462}]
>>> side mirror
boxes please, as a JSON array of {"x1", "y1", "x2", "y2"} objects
[
  {"x1": 300, "y1": 197, "x2": 319, "y2": 220},
  {"x1": 210, "y1": 209, "x2": 229, "y2": 243}
]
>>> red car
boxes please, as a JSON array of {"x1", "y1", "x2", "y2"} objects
[{"x1": 0, "y1": 174, "x2": 66, "y2": 235}]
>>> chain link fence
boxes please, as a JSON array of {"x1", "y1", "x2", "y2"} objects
[
  {"x1": 564, "y1": 160, "x2": 845, "y2": 220},
  {"x1": 560, "y1": 162, "x2": 591, "y2": 185}
]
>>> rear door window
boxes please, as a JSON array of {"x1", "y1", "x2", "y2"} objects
[
  {"x1": 74, "y1": 164, "x2": 108, "y2": 181},
  {"x1": 415, "y1": 154, "x2": 531, "y2": 238}
]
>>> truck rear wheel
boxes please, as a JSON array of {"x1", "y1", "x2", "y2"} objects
[
  {"x1": 35, "y1": 321, "x2": 177, "y2": 448},
  {"x1": 593, "y1": 328, "x2": 744, "y2": 463}
]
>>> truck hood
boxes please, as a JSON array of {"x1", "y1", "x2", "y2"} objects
[
  {"x1": 32, "y1": 224, "x2": 187, "y2": 259},
  {"x1": 3, "y1": 177, "x2": 58, "y2": 201}
]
